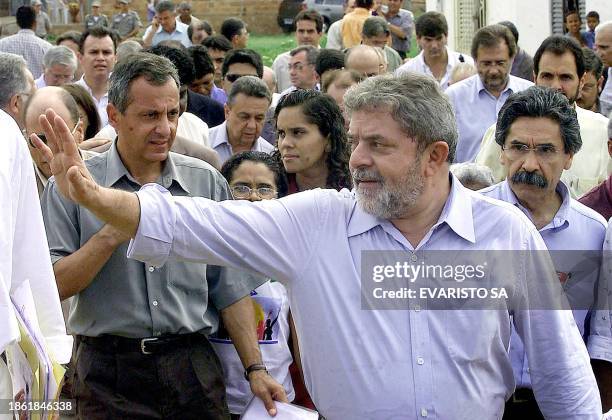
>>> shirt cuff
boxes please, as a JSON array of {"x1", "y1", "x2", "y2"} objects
[
  {"x1": 127, "y1": 183, "x2": 175, "y2": 268},
  {"x1": 587, "y1": 334, "x2": 612, "y2": 363}
]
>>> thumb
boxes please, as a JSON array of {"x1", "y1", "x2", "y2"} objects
[{"x1": 66, "y1": 165, "x2": 94, "y2": 204}]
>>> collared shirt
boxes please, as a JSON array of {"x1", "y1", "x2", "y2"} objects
[
  {"x1": 127, "y1": 175, "x2": 601, "y2": 419},
  {"x1": 41, "y1": 141, "x2": 261, "y2": 338},
  {"x1": 385, "y1": 8, "x2": 413, "y2": 53},
  {"x1": 110, "y1": 11, "x2": 142, "y2": 39},
  {"x1": 211, "y1": 85, "x2": 227, "y2": 106},
  {"x1": 580, "y1": 175, "x2": 612, "y2": 221},
  {"x1": 209, "y1": 121, "x2": 274, "y2": 165},
  {"x1": 272, "y1": 51, "x2": 292, "y2": 93},
  {"x1": 144, "y1": 21, "x2": 192, "y2": 48},
  {"x1": 76, "y1": 75, "x2": 109, "y2": 128},
  {"x1": 84, "y1": 14, "x2": 109, "y2": 30},
  {"x1": 446, "y1": 74, "x2": 534, "y2": 163},
  {"x1": 0, "y1": 29, "x2": 52, "y2": 78},
  {"x1": 341, "y1": 8, "x2": 371, "y2": 48},
  {"x1": 480, "y1": 180, "x2": 608, "y2": 388},
  {"x1": 395, "y1": 47, "x2": 475, "y2": 90},
  {"x1": 601, "y1": 68, "x2": 612, "y2": 118},
  {"x1": 35, "y1": 73, "x2": 47, "y2": 89},
  {"x1": 474, "y1": 106, "x2": 611, "y2": 197},
  {"x1": 0, "y1": 109, "x2": 71, "y2": 363},
  {"x1": 589, "y1": 220, "x2": 612, "y2": 363}
]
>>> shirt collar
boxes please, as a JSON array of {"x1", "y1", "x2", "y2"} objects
[
  {"x1": 476, "y1": 74, "x2": 516, "y2": 96},
  {"x1": 158, "y1": 22, "x2": 185, "y2": 35},
  {"x1": 209, "y1": 121, "x2": 229, "y2": 149},
  {"x1": 499, "y1": 179, "x2": 571, "y2": 230},
  {"x1": 347, "y1": 174, "x2": 476, "y2": 243},
  {"x1": 102, "y1": 140, "x2": 190, "y2": 193},
  {"x1": 18, "y1": 29, "x2": 35, "y2": 35}
]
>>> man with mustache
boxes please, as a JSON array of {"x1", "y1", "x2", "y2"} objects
[
  {"x1": 475, "y1": 35, "x2": 610, "y2": 198},
  {"x1": 33, "y1": 73, "x2": 602, "y2": 419},
  {"x1": 480, "y1": 86, "x2": 609, "y2": 418}
]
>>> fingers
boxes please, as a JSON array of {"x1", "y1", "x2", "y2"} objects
[
  {"x1": 79, "y1": 138, "x2": 112, "y2": 150},
  {"x1": 39, "y1": 110, "x2": 61, "y2": 155},
  {"x1": 260, "y1": 390, "x2": 277, "y2": 417},
  {"x1": 272, "y1": 386, "x2": 288, "y2": 403},
  {"x1": 30, "y1": 133, "x2": 55, "y2": 162},
  {"x1": 49, "y1": 109, "x2": 80, "y2": 158}
]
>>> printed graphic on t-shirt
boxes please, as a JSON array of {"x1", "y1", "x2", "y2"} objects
[{"x1": 210, "y1": 289, "x2": 282, "y2": 345}]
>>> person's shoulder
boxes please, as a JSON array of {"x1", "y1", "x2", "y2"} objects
[
  {"x1": 169, "y1": 151, "x2": 219, "y2": 174},
  {"x1": 470, "y1": 186, "x2": 537, "y2": 233},
  {"x1": 445, "y1": 74, "x2": 478, "y2": 96},
  {"x1": 478, "y1": 181, "x2": 504, "y2": 198},
  {"x1": 509, "y1": 74, "x2": 534, "y2": 90},
  {"x1": 272, "y1": 50, "x2": 290, "y2": 64},
  {"x1": 569, "y1": 197, "x2": 608, "y2": 230},
  {"x1": 576, "y1": 105, "x2": 609, "y2": 125}
]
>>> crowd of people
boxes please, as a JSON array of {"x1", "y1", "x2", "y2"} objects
[{"x1": 0, "y1": 0, "x2": 611, "y2": 419}]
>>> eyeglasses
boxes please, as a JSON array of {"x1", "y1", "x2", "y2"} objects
[
  {"x1": 501, "y1": 143, "x2": 560, "y2": 162},
  {"x1": 26, "y1": 118, "x2": 80, "y2": 148},
  {"x1": 225, "y1": 73, "x2": 251, "y2": 83},
  {"x1": 288, "y1": 63, "x2": 311, "y2": 71},
  {"x1": 231, "y1": 185, "x2": 277, "y2": 199}
]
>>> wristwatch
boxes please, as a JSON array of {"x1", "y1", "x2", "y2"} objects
[{"x1": 244, "y1": 363, "x2": 268, "y2": 381}]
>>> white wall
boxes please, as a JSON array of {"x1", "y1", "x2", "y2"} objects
[
  {"x1": 585, "y1": 0, "x2": 612, "y2": 24},
  {"x1": 425, "y1": 0, "x2": 457, "y2": 50}
]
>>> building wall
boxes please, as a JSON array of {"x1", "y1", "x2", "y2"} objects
[
  {"x1": 585, "y1": 0, "x2": 612, "y2": 23},
  {"x1": 101, "y1": 0, "x2": 283, "y2": 35}
]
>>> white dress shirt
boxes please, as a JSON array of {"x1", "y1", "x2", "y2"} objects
[
  {"x1": 480, "y1": 180, "x2": 609, "y2": 388},
  {"x1": 474, "y1": 106, "x2": 611, "y2": 197},
  {"x1": 76, "y1": 75, "x2": 109, "y2": 128},
  {"x1": 0, "y1": 109, "x2": 71, "y2": 364},
  {"x1": 395, "y1": 47, "x2": 475, "y2": 90},
  {"x1": 208, "y1": 121, "x2": 274, "y2": 165},
  {"x1": 35, "y1": 74, "x2": 47, "y2": 89},
  {"x1": 127, "y1": 175, "x2": 601, "y2": 419},
  {"x1": 600, "y1": 68, "x2": 612, "y2": 118}
]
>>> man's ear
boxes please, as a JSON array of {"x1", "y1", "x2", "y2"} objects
[
  {"x1": 107, "y1": 103, "x2": 119, "y2": 130},
  {"x1": 74, "y1": 119, "x2": 85, "y2": 143},
  {"x1": 423, "y1": 140, "x2": 449, "y2": 177}
]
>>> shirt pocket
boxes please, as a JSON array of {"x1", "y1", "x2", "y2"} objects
[{"x1": 445, "y1": 310, "x2": 504, "y2": 363}]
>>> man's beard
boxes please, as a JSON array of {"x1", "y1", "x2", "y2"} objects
[{"x1": 352, "y1": 159, "x2": 425, "y2": 219}]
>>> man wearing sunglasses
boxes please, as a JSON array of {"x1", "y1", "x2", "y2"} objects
[{"x1": 221, "y1": 48, "x2": 264, "y2": 95}]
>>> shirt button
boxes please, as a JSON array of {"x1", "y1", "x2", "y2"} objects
[
  {"x1": 411, "y1": 254, "x2": 418, "y2": 263},
  {"x1": 416, "y1": 357, "x2": 424, "y2": 365},
  {"x1": 148, "y1": 266, "x2": 155, "y2": 272},
  {"x1": 421, "y1": 408, "x2": 428, "y2": 417},
  {"x1": 152, "y1": 300, "x2": 158, "y2": 306}
]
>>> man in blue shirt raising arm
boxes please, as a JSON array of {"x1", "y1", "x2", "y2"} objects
[{"x1": 32, "y1": 73, "x2": 603, "y2": 419}]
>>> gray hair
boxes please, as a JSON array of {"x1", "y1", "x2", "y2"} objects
[
  {"x1": 156, "y1": 0, "x2": 175, "y2": 14},
  {"x1": 362, "y1": 16, "x2": 390, "y2": 37},
  {"x1": 227, "y1": 75, "x2": 271, "y2": 106},
  {"x1": 495, "y1": 86, "x2": 582, "y2": 154},
  {"x1": 116, "y1": 40, "x2": 143, "y2": 62},
  {"x1": 0, "y1": 53, "x2": 29, "y2": 109},
  {"x1": 109, "y1": 52, "x2": 180, "y2": 114},
  {"x1": 450, "y1": 163, "x2": 495, "y2": 189},
  {"x1": 595, "y1": 20, "x2": 612, "y2": 35},
  {"x1": 290, "y1": 45, "x2": 319, "y2": 66},
  {"x1": 43, "y1": 45, "x2": 77, "y2": 72},
  {"x1": 343, "y1": 73, "x2": 458, "y2": 162}
]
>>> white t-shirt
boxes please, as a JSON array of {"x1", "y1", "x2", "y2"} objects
[{"x1": 210, "y1": 280, "x2": 295, "y2": 414}]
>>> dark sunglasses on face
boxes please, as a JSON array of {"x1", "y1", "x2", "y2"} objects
[{"x1": 225, "y1": 73, "x2": 249, "y2": 83}]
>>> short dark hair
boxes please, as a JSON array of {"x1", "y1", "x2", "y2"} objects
[
  {"x1": 362, "y1": 16, "x2": 390, "y2": 38},
  {"x1": 62, "y1": 83, "x2": 101, "y2": 140},
  {"x1": 290, "y1": 45, "x2": 319, "y2": 66},
  {"x1": 148, "y1": 45, "x2": 195, "y2": 85},
  {"x1": 582, "y1": 47, "x2": 603, "y2": 79},
  {"x1": 16, "y1": 6, "x2": 36, "y2": 30},
  {"x1": 79, "y1": 26, "x2": 119, "y2": 54},
  {"x1": 315, "y1": 48, "x2": 345, "y2": 77},
  {"x1": 188, "y1": 45, "x2": 215, "y2": 78},
  {"x1": 220, "y1": 17, "x2": 246, "y2": 42},
  {"x1": 56, "y1": 30, "x2": 82, "y2": 46},
  {"x1": 564, "y1": 10, "x2": 580, "y2": 22},
  {"x1": 533, "y1": 35, "x2": 585, "y2": 79},
  {"x1": 222, "y1": 49, "x2": 263, "y2": 78},
  {"x1": 495, "y1": 86, "x2": 582, "y2": 155},
  {"x1": 155, "y1": 0, "x2": 175, "y2": 14},
  {"x1": 586, "y1": 11, "x2": 600, "y2": 20},
  {"x1": 202, "y1": 35, "x2": 232, "y2": 52},
  {"x1": 295, "y1": 9, "x2": 324, "y2": 33},
  {"x1": 221, "y1": 151, "x2": 288, "y2": 198},
  {"x1": 471, "y1": 24, "x2": 517, "y2": 60},
  {"x1": 355, "y1": 0, "x2": 374, "y2": 8},
  {"x1": 187, "y1": 20, "x2": 213, "y2": 42},
  {"x1": 498, "y1": 21, "x2": 519, "y2": 44},
  {"x1": 415, "y1": 11, "x2": 448, "y2": 38},
  {"x1": 109, "y1": 52, "x2": 179, "y2": 114}
]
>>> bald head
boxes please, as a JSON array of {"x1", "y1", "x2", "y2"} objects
[
  {"x1": 595, "y1": 21, "x2": 612, "y2": 66},
  {"x1": 262, "y1": 66, "x2": 277, "y2": 94},
  {"x1": 24, "y1": 86, "x2": 83, "y2": 179},
  {"x1": 345, "y1": 45, "x2": 385, "y2": 78}
]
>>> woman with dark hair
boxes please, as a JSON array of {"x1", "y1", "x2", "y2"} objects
[
  {"x1": 61, "y1": 83, "x2": 101, "y2": 141},
  {"x1": 274, "y1": 89, "x2": 352, "y2": 194}
]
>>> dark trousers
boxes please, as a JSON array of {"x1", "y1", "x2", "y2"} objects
[
  {"x1": 73, "y1": 335, "x2": 230, "y2": 420},
  {"x1": 503, "y1": 389, "x2": 544, "y2": 420}
]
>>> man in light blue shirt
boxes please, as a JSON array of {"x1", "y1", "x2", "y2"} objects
[
  {"x1": 479, "y1": 86, "x2": 609, "y2": 418},
  {"x1": 33, "y1": 73, "x2": 602, "y2": 419},
  {"x1": 142, "y1": 0, "x2": 191, "y2": 48},
  {"x1": 446, "y1": 24, "x2": 532, "y2": 163},
  {"x1": 209, "y1": 76, "x2": 274, "y2": 165}
]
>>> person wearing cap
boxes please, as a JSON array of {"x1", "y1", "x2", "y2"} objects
[
  {"x1": 110, "y1": 0, "x2": 142, "y2": 41},
  {"x1": 84, "y1": 1, "x2": 109, "y2": 31},
  {"x1": 33, "y1": 0, "x2": 52, "y2": 39},
  {"x1": 361, "y1": 16, "x2": 402, "y2": 73}
]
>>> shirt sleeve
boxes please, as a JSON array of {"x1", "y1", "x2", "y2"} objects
[
  {"x1": 41, "y1": 179, "x2": 81, "y2": 265},
  {"x1": 511, "y1": 228, "x2": 602, "y2": 418},
  {"x1": 128, "y1": 184, "x2": 330, "y2": 285},
  {"x1": 587, "y1": 222, "x2": 612, "y2": 363},
  {"x1": 395, "y1": 12, "x2": 413, "y2": 40}
]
